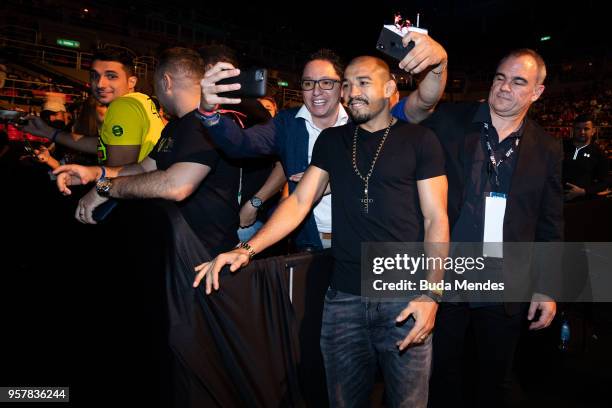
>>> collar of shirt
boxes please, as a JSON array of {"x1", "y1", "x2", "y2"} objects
[
  {"x1": 295, "y1": 103, "x2": 349, "y2": 132},
  {"x1": 573, "y1": 143, "x2": 591, "y2": 160},
  {"x1": 472, "y1": 102, "x2": 525, "y2": 146}
]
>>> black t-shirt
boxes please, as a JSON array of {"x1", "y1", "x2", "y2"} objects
[
  {"x1": 563, "y1": 141, "x2": 610, "y2": 195},
  {"x1": 149, "y1": 110, "x2": 240, "y2": 256},
  {"x1": 310, "y1": 120, "x2": 445, "y2": 294}
]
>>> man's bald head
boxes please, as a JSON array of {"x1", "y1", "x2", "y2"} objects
[{"x1": 347, "y1": 56, "x2": 393, "y2": 82}]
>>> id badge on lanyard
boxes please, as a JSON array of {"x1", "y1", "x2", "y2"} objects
[{"x1": 483, "y1": 192, "x2": 506, "y2": 258}]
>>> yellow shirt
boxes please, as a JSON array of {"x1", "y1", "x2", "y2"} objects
[{"x1": 99, "y1": 92, "x2": 165, "y2": 163}]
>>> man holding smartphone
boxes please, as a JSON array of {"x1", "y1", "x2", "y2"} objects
[
  {"x1": 194, "y1": 55, "x2": 449, "y2": 408},
  {"x1": 196, "y1": 31, "x2": 448, "y2": 251}
]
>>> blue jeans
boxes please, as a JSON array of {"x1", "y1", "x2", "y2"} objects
[{"x1": 320, "y1": 288, "x2": 432, "y2": 408}]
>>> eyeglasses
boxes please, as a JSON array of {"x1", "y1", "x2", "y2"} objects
[{"x1": 300, "y1": 79, "x2": 341, "y2": 91}]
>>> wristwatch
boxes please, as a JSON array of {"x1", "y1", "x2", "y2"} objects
[
  {"x1": 424, "y1": 289, "x2": 443, "y2": 304},
  {"x1": 236, "y1": 241, "x2": 256, "y2": 259},
  {"x1": 249, "y1": 196, "x2": 263, "y2": 209},
  {"x1": 96, "y1": 178, "x2": 113, "y2": 197}
]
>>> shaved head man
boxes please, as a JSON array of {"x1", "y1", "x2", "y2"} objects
[{"x1": 195, "y1": 54, "x2": 449, "y2": 407}]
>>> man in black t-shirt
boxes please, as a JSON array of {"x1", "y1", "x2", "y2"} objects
[
  {"x1": 147, "y1": 110, "x2": 239, "y2": 254},
  {"x1": 52, "y1": 47, "x2": 239, "y2": 256},
  {"x1": 194, "y1": 56, "x2": 449, "y2": 407},
  {"x1": 563, "y1": 114, "x2": 610, "y2": 200}
]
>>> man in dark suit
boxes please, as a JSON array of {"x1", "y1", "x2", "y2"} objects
[{"x1": 393, "y1": 48, "x2": 563, "y2": 407}]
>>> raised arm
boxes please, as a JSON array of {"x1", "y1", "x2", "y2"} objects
[
  {"x1": 198, "y1": 62, "x2": 280, "y2": 158},
  {"x1": 394, "y1": 32, "x2": 448, "y2": 124}
]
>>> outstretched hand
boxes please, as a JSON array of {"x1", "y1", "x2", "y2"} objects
[
  {"x1": 53, "y1": 165, "x2": 101, "y2": 195},
  {"x1": 193, "y1": 248, "x2": 251, "y2": 294}
]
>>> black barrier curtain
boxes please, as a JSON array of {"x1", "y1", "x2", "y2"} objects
[{"x1": 159, "y1": 202, "x2": 304, "y2": 408}]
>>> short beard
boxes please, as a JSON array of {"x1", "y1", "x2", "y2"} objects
[
  {"x1": 348, "y1": 100, "x2": 387, "y2": 125},
  {"x1": 348, "y1": 109, "x2": 372, "y2": 124}
]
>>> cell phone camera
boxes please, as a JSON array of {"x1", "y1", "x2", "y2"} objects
[{"x1": 15, "y1": 117, "x2": 29, "y2": 126}]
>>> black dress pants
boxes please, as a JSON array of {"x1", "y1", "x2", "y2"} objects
[{"x1": 429, "y1": 303, "x2": 525, "y2": 408}]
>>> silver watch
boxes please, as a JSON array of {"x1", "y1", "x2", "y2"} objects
[
  {"x1": 96, "y1": 178, "x2": 113, "y2": 197},
  {"x1": 249, "y1": 196, "x2": 263, "y2": 209}
]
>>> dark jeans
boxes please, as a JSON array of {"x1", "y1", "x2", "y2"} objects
[
  {"x1": 429, "y1": 303, "x2": 524, "y2": 408},
  {"x1": 320, "y1": 288, "x2": 432, "y2": 408}
]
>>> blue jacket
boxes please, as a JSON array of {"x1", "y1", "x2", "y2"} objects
[{"x1": 206, "y1": 108, "x2": 323, "y2": 249}]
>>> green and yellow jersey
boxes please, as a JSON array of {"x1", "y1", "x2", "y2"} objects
[{"x1": 98, "y1": 92, "x2": 165, "y2": 163}]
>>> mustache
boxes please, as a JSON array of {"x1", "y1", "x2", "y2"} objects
[
  {"x1": 348, "y1": 97, "x2": 368, "y2": 105},
  {"x1": 496, "y1": 92, "x2": 512, "y2": 99}
]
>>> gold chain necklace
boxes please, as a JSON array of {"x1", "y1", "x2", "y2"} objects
[{"x1": 352, "y1": 117, "x2": 394, "y2": 214}]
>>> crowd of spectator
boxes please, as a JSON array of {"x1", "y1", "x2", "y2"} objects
[{"x1": 532, "y1": 88, "x2": 612, "y2": 127}]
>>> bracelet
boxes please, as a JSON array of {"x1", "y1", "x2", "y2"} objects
[
  {"x1": 50, "y1": 129, "x2": 61, "y2": 143},
  {"x1": 99, "y1": 165, "x2": 107, "y2": 180},
  {"x1": 197, "y1": 104, "x2": 220, "y2": 117},
  {"x1": 423, "y1": 289, "x2": 443, "y2": 304},
  {"x1": 197, "y1": 111, "x2": 221, "y2": 127},
  {"x1": 236, "y1": 241, "x2": 256, "y2": 259},
  {"x1": 430, "y1": 62, "x2": 447, "y2": 75}
]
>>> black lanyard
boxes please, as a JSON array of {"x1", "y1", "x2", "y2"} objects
[{"x1": 482, "y1": 122, "x2": 520, "y2": 188}]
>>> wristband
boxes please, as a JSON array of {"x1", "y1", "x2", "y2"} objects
[
  {"x1": 99, "y1": 165, "x2": 107, "y2": 181},
  {"x1": 423, "y1": 289, "x2": 443, "y2": 304},
  {"x1": 431, "y1": 62, "x2": 447, "y2": 75},
  {"x1": 51, "y1": 129, "x2": 61, "y2": 143},
  {"x1": 197, "y1": 104, "x2": 220, "y2": 117},
  {"x1": 196, "y1": 111, "x2": 221, "y2": 127}
]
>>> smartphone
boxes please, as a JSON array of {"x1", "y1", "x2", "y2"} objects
[
  {"x1": 376, "y1": 25, "x2": 427, "y2": 61},
  {"x1": 217, "y1": 68, "x2": 267, "y2": 98},
  {"x1": 92, "y1": 199, "x2": 118, "y2": 223},
  {"x1": 22, "y1": 138, "x2": 39, "y2": 159}
]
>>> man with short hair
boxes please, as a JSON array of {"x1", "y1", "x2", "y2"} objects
[
  {"x1": 563, "y1": 113, "x2": 610, "y2": 200},
  {"x1": 25, "y1": 48, "x2": 164, "y2": 167},
  {"x1": 194, "y1": 56, "x2": 449, "y2": 407},
  {"x1": 197, "y1": 32, "x2": 448, "y2": 250},
  {"x1": 53, "y1": 47, "x2": 239, "y2": 255},
  {"x1": 393, "y1": 48, "x2": 562, "y2": 407}
]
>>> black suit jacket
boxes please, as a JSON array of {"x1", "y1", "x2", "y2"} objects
[{"x1": 423, "y1": 102, "x2": 564, "y2": 306}]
